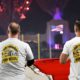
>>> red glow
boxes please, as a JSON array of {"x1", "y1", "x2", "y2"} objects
[
  {"x1": 19, "y1": 6, "x2": 23, "y2": 9},
  {"x1": 27, "y1": 7, "x2": 29, "y2": 10},
  {"x1": 24, "y1": 7, "x2": 30, "y2": 11},
  {"x1": 26, "y1": 1, "x2": 30, "y2": 4},
  {"x1": 30, "y1": 0, "x2": 32, "y2": 3},
  {"x1": 0, "y1": 6, "x2": 3, "y2": 12},
  {"x1": 16, "y1": 6, "x2": 23, "y2": 12},
  {"x1": 20, "y1": 13, "x2": 26, "y2": 20}
]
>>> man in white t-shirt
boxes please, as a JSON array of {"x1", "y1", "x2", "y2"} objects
[
  {"x1": 60, "y1": 20, "x2": 80, "y2": 80},
  {"x1": 0, "y1": 22, "x2": 34, "y2": 80}
]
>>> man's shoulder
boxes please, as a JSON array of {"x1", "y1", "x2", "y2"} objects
[
  {"x1": 64, "y1": 38, "x2": 74, "y2": 45},
  {"x1": 0, "y1": 39, "x2": 8, "y2": 44},
  {"x1": 19, "y1": 40, "x2": 29, "y2": 46},
  {"x1": 68, "y1": 37, "x2": 76, "y2": 42},
  {"x1": 68, "y1": 37, "x2": 78, "y2": 42},
  {"x1": 65, "y1": 37, "x2": 76, "y2": 46},
  {"x1": 0, "y1": 39, "x2": 9, "y2": 49}
]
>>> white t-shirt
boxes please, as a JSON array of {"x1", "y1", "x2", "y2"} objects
[
  {"x1": 0, "y1": 38, "x2": 34, "y2": 80},
  {"x1": 62, "y1": 37, "x2": 80, "y2": 80}
]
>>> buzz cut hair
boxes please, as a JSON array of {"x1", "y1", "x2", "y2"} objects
[{"x1": 8, "y1": 22, "x2": 20, "y2": 35}]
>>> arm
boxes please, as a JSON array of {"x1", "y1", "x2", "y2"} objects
[
  {"x1": 60, "y1": 53, "x2": 69, "y2": 64},
  {"x1": 60, "y1": 42, "x2": 70, "y2": 64},
  {"x1": 25, "y1": 44, "x2": 34, "y2": 67},
  {"x1": 27, "y1": 59, "x2": 34, "y2": 66},
  {"x1": 25, "y1": 59, "x2": 34, "y2": 67}
]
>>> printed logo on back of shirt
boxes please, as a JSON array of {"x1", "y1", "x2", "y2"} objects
[
  {"x1": 73, "y1": 43, "x2": 80, "y2": 63},
  {"x1": 2, "y1": 44, "x2": 19, "y2": 64}
]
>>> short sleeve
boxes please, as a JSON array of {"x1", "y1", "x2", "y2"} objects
[
  {"x1": 25, "y1": 43, "x2": 34, "y2": 60},
  {"x1": 62, "y1": 41, "x2": 69, "y2": 55}
]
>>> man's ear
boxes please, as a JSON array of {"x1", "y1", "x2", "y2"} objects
[
  {"x1": 74, "y1": 25, "x2": 78, "y2": 32},
  {"x1": 6, "y1": 29, "x2": 9, "y2": 35}
]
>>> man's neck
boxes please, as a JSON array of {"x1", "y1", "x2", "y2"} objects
[
  {"x1": 9, "y1": 35, "x2": 18, "y2": 39},
  {"x1": 76, "y1": 35, "x2": 80, "y2": 37}
]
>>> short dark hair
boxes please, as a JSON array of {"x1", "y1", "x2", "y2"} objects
[
  {"x1": 75, "y1": 20, "x2": 80, "y2": 31},
  {"x1": 8, "y1": 22, "x2": 20, "y2": 35}
]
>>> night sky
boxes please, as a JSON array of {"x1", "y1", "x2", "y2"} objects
[
  {"x1": 0, "y1": 0, "x2": 80, "y2": 34},
  {"x1": 19, "y1": 0, "x2": 80, "y2": 34},
  {"x1": 20, "y1": 0, "x2": 52, "y2": 34},
  {"x1": 63, "y1": 0, "x2": 80, "y2": 32}
]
